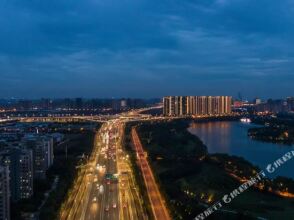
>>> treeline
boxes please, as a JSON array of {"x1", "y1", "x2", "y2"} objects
[
  {"x1": 136, "y1": 119, "x2": 208, "y2": 161},
  {"x1": 248, "y1": 126, "x2": 294, "y2": 145},
  {"x1": 249, "y1": 115, "x2": 294, "y2": 145}
]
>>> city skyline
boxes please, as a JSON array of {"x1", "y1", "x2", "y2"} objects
[
  {"x1": 1, "y1": 0, "x2": 294, "y2": 99},
  {"x1": 0, "y1": 95, "x2": 293, "y2": 101}
]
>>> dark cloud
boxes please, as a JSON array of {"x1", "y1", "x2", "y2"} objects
[{"x1": 0, "y1": 0, "x2": 293, "y2": 98}]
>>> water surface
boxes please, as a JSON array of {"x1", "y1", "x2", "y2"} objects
[{"x1": 188, "y1": 121, "x2": 294, "y2": 179}]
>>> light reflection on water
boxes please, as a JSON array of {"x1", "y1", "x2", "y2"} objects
[{"x1": 188, "y1": 121, "x2": 294, "y2": 179}]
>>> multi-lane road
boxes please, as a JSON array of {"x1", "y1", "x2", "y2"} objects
[
  {"x1": 83, "y1": 122, "x2": 119, "y2": 220},
  {"x1": 61, "y1": 119, "x2": 149, "y2": 220}
]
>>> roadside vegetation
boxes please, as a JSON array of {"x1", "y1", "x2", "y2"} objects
[{"x1": 122, "y1": 123, "x2": 154, "y2": 219}]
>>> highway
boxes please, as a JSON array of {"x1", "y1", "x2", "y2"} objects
[
  {"x1": 60, "y1": 119, "x2": 147, "y2": 220},
  {"x1": 131, "y1": 128, "x2": 171, "y2": 220},
  {"x1": 82, "y1": 123, "x2": 119, "y2": 220}
]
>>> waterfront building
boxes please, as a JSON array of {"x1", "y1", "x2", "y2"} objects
[
  {"x1": 163, "y1": 96, "x2": 232, "y2": 116},
  {"x1": 163, "y1": 97, "x2": 170, "y2": 116}
]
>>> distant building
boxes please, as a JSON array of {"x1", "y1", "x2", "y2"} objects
[
  {"x1": 233, "y1": 100, "x2": 246, "y2": 108},
  {"x1": 255, "y1": 99, "x2": 289, "y2": 113},
  {"x1": 0, "y1": 165, "x2": 10, "y2": 220},
  {"x1": 254, "y1": 98, "x2": 262, "y2": 105},
  {"x1": 75, "y1": 98, "x2": 83, "y2": 110},
  {"x1": 111, "y1": 100, "x2": 119, "y2": 111},
  {"x1": 126, "y1": 98, "x2": 146, "y2": 109},
  {"x1": 120, "y1": 99, "x2": 127, "y2": 109},
  {"x1": 0, "y1": 148, "x2": 34, "y2": 201},
  {"x1": 163, "y1": 96, "x2": 232, "y2": 116},
  {"x1": 17, "y1": 100, "x2": 32, "y2": 111},
  {"x1": 163, "y1": 97, "x2": 170, "y2": 116},
  {"x1": 287, "y1": 97, "x2": 294, "y2": 111}
]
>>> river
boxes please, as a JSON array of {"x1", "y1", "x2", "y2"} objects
[{"x1": 188, "y1": 121, "x2": 294, "y2": 179}]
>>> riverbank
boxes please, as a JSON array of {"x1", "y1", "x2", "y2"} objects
[
  {"x1": 189, "y1": 120, "x2": 294, "y2": 179},
  {"x1": 248, "y1": 115, "x2": 294, "y2": 145},
  {"x1": 248, "y1": 126, "x2": 294, "y2": 145},
  {"x1": 133, "y1": 119, "x2": 294, "y2": 220}
]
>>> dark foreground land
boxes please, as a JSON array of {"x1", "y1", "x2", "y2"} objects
[{"x1": 125, "y1": 119, "x2": 294, "y2": 220}]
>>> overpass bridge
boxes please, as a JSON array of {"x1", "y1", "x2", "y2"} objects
[
  {"x1": 11, "y1": 116, "x2": 109, "y2": 123},
  {"x1": 6, "y1": 106, "x2": 166, "y2": 124}
]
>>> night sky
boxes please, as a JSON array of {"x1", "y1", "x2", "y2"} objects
[{"x1": 0, "y1": 0, "x2": 293, "y2": 99}]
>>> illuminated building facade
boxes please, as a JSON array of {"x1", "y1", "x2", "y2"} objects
[
  {"x1": 24, "y1": 135, "x2": 54, "y2": 179},
  {"x1": 0, "y1": 148, "x2": 34, "y2": 201},
  {"x1": 163, "y1": 96, "x2": 232, "y2": 116}
]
